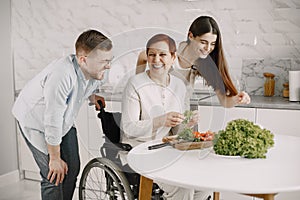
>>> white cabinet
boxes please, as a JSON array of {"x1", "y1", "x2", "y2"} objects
[
  {"x1": 77, "y1": 101, "x2": 121, "y2": 182},
  {"x1": 220, "y1": 191, "x2": 300, "y2": 200},
  {"x1": 18, "y1": 101, "x2": 93, "y2": 181},
  {"x1": 256, "y1": 108, "x2": 300, "y2": 137},
  {"x1": 75, "y1": 102, "x2": 90, "y2": 177},
  {"x1": 86, "y1": 101, "x2": 122, "y2": 161},
  {"x1": 198, "y1": 106, "x2": 300, "y2": 137},
  {"x1": 18, "y1": 129, "x2": 40, "y2": 180},
  {"x1": 18, "y1": 100, "x2": 122, "y2": 182},
  {"x1": 198, "y1": 106, "x2": 256, "y2": 132},
  {"x1": 87, "y1": 101, "x2": 121, "y2": 151}
]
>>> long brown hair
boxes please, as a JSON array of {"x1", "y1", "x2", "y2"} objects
[{"x1": 188, "y1": 16, "x2": 237, "y2": 96}]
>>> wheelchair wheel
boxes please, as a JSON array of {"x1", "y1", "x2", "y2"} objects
[{"x1": 79, "y1": 157, "x2": 134, "y2": 200}]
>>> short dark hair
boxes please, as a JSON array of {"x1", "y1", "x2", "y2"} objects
[
  {"x1": 146, "y1": 34, "x2": 176, "y2": 56},
  {"x1": 75, "y1": 29, "x2": 112, "y2": 55}
]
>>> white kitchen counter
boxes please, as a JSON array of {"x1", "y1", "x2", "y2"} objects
[
  {"x1": 96, "y1": 91, "x2": 300, "y2": 110},
  {"x1": 198, "y1": 95, "x2": 300, "y2": 110}
]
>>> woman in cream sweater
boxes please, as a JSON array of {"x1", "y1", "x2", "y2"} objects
[{"x1": 121, "y1": 34, "x2": 210, "y2": 200}]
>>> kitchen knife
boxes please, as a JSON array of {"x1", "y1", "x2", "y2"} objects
[{"x1": 148, "y1": 142, "x2": 171, "y2": 150}]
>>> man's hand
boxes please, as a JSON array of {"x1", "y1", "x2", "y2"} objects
[
  {"x1": 47, "y1": 144, "x2": 68, "y2": 186},
  {"x1": 89, "y1": 94, "x2": 105, "y2": 110},
  {"x1": 47, "y1": 157, "x2": 68, "y2": 186}
]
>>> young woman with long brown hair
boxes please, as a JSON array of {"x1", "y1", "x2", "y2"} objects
[{"x1": 136, "y1": 16, "x2": 250, "y2": 108}]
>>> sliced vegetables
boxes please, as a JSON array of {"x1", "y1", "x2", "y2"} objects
[
  {"x1": 178, "y1": 127, "x2": 194, "y2": 141},
  {"x1": 182, "y1": 110, "x2": 193, "y2": 124},
  {"x1": 177, "y1": 110, "x2": 214, "y2": 142},
  {"x1": 177, "y1": 129, "x2": 214, "y2": 142}
]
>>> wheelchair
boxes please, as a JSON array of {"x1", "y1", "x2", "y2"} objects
[{"x1": 79, "y1": 100, "x2": 163, "y2": 200}]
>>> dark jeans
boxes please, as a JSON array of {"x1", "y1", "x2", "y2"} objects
[{"x1": 19, "y1": 125, "x2": 80, "y2": 200}]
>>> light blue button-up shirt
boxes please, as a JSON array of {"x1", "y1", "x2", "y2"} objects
[{"x1": 12, "y1": 54, "x2": 106, "y2": 154}]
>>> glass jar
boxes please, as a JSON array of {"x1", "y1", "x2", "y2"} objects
[
  {"x1": 263, "y1": 72, "x2": 275, "y2": 97},
  {"x1": 282, "y1": 82, "x2": 289, "y2": 98}
]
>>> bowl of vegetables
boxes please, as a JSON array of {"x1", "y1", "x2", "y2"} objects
[{"x1": 213, "y1": 119, "x2": 274, "y2": 159}]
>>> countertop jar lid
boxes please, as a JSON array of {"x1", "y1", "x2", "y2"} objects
[{"x1": 263, "y1": 72, "x2": 275, "y2": 78}]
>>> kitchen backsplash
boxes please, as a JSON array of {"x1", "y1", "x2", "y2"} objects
[
  {"x1": 12, "y1": 0, "x2": 300, "y2": 92},
  {"x1": 241, "y1": 59, "x2": 300, "y2": 96}
]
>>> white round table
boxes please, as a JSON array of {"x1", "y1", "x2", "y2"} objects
[{"x1": 127, "y1": 134, "x2": 300, "y2": 200}]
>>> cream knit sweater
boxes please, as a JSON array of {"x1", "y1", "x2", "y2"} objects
[{"x1": 121, "y1": 71, "x2": 186, "y2": 147}]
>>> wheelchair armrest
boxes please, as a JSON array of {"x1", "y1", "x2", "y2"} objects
[
  {"x1": 115, "y1": 143, "x2": 132, "y2": 152},
  {"x1": 102, "y1": 139, "x2": 133, "y2": 152}
]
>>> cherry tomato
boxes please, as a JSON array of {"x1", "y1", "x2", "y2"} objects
[
  {"x1": 193, "y1": 131, "x2": 214, "y2": 141},
  {"x1": 193, "y1": 131, "x2": 201, "y2": 138}
]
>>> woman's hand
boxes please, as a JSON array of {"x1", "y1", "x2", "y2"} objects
[
  {"x1": 186, "y1": 110, "x2": 199, "y2": 128},
  {"x1": 153, "y1": 112, "x2": 184, "y2": 132},
  {"x1": 163, "y1": 112, "x2": 185, "y2": 127},
  {"x1": 237, "y1": 91, "x2": 251, "y2": 105},
  {"x1": 216, "y1": 90, "x2": 251, "y2": 108}
]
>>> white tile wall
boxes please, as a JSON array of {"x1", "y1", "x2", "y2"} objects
[{"x1": 11, "y1": 0, "x2": 300, "y2": 91}]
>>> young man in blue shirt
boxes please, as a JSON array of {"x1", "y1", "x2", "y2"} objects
[{"x1": 12, "y1": 29, "x2": 113, "y2": 200}]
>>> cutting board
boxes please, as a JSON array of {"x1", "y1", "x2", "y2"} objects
[
  {"x1": 173, "y1": 141, "x2": 213, "y2": 150},
  {"x1": 162, "y1": 135, "x2": 213, "y2": 150}
]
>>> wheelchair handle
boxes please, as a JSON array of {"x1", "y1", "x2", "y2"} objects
[{"x1": 97, "y1": 99, "x2": 105, "y2": 110}]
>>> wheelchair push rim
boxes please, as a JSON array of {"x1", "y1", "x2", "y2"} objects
[{"x1": 79, "y1": 157, "x2": 134, "y2": 200}]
